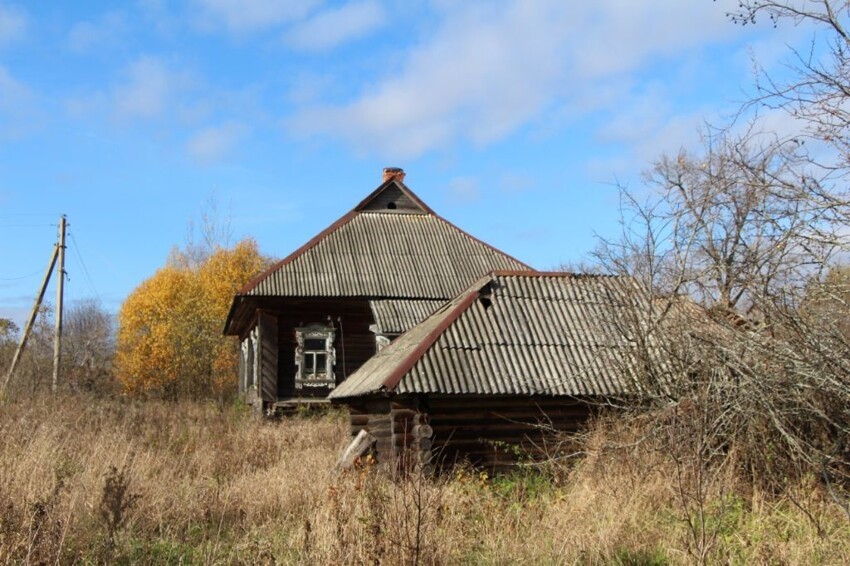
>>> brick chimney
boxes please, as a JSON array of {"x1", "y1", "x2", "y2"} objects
[{"x1": 382, "y1": 167, "x2": 405, "y2": 184}]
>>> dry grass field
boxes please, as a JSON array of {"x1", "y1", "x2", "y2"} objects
[{"x1": 0, "y1": 394, "x2": 848, "y2": 565}]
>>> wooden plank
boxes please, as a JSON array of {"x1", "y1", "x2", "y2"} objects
[
  {"x1": 258, "y1": 311, "x2": 279, "y2": 404},
  {"x1": 338, "y1": 430, "x2": 376, "y2": 469}
]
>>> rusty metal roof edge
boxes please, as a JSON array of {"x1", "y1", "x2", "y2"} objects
[
  {"x1": 380, "y1": 283, "x2": 485, "y2": 392},
  {"x1": 235, "y1": 210, "x2": 359, "y2": 297},
  {"x1": 429, "y1": 216, "x2": 535, "y2": 272}
]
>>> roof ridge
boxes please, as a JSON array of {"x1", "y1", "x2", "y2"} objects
[
  {"x1": 354, "y1": 179, "x2": 435, "y2": 214},
  {"x1": 490, "y1": 270, "x2": 618, "y2": 278},
  {"x1": 429, "y1": 216, "x2": 534, "y2": 272}
]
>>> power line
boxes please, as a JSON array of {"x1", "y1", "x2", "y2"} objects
[
  {"x1": 0, "y1": 213, "x2": 58, "y2": 217},
  {"x1": 68, "y1": 232, "x2": 103, "y2": 305},
  {"x1": 0, "y1": 223, "x2": 57, "y2": 228},
  {"x1": 0, "y1": 268, "x2": 44, "y2": 281}
]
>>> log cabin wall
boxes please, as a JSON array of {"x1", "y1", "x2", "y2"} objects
[
  {"x1": 264, "y1": 298, "x2": 377, "y2": 399},
  {"x1": 389, "y1": 400, "x2": 432, "y2": 472},
  {"x1": 346, "y1": 398, "x2": 432, "y2": 471},
  {"x1": 344, "y1": 394, "x2": 596, "y2": 474},
  {"x1": 422, "y1": 395, "x2": 594, "y2": 473},
  {"x1": 347, "y1": 398, "x2": 393, "y2": 462}
]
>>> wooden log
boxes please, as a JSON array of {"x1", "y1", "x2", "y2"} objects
[
  {"x1": 391, "y1": 436, "x2": 433, "y2": 451},
  {"x1": 427, "y1": 395, "x2": 585, "y2": 409},
  {"x1": 393, "y1": 439, "x2": 413, "y2": 449},
  {"x1": 337, "y1": 429, "x2": 376, "y2": 469},
  {"x1": 413, "y1": 424, "x2": 433, "y2": 438},
  {"x1": 429, "y1": 421, "x2": 585, "y2": 435},
  {"x1": 391, "y1": 408, "x2": 417, "y2": 420},
  {"x1": 349, "y1": 415, "x2": 370, "y2": 426},
  {"x1": 424, "y1": 409, "x2": 591, "y2": 423}
]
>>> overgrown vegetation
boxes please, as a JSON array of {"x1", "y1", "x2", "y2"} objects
[
  {"x1": 0, "y1": 393, "x2": 847, "y2": 565},
  {"x1": 3, "y1": 4, "x2": 850, "y2": 564},
  {"x1": 114, "y1": 238, "x2": 267, "y2": 401},
  {"x1": 588, "y1": 2, "x2": 850, "y2": 541}
]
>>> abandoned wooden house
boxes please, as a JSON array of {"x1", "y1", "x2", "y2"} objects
[
  {"x1": 223, "y1": 168, "x2": 530, "y2": 413},
  {"x1": 329, "y1": 271, "x2": 653, "y2": 472}
]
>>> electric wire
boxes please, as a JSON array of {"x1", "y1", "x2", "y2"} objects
[
  {"x1": 68, "y1": 232, "x2": 103, "y2": 306},
  {"x1": 0, "y1": 224, "x2": 57, "y2": 228},
  {"x1": 0, "y1": 268, "x2": 45, "y2": 281}
]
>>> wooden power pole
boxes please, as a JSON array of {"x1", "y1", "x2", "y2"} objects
[
  {"x1": 1, "y1": 215, "x2": 66, "y2": 397},
  {"x1": 52, "y1": 215, "x2": 67, "y2": 393}
]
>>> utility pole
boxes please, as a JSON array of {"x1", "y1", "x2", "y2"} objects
[
  {"x1": 2, "y1": 242, "x2": 59, "y2": 395},
  {"x1": 52, "y1": 215, "x2": 67, "y2": 393}
]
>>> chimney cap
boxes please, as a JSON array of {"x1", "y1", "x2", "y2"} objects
[{"x1": 382, "y1": 167, "x2": 405, "y2": 183}]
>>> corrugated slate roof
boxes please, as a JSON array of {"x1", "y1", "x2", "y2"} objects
[
  {"x1": 369, "y1": 299, "x2": 447, "y2": 335},
  {"x1": 330, "y1": 272, "x2": 659, "y2": 399},
  {"x1": 236, "y1": 180, "x2": 529, "y2": 300},
  {"x1": 242, "y1": 213, "x2": 527, "y2": 298}
]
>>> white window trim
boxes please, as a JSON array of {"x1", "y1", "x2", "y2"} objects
[
  {"x1": 295, "y1": 324, "x2": 336, "y2": 389},
  {"x1": 241, "y1": 327, "x2": 259, "y2": 391}
]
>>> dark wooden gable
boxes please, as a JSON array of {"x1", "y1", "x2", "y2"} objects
[{"x1": 355, "y1": 181, "x2": 430, "y2": 214}]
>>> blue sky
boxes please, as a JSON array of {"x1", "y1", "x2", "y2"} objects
[{"x1": 0, "y1": 1, "x2": 805, "y2": 326}]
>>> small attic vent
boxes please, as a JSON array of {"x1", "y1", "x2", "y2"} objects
[{"x1": 387, "y1": 202, "x2": 397, "y2": 210}]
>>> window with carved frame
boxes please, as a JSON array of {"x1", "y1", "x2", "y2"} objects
[{"x1": 295, "y1": 324, "x2": 336, "y2": 389}]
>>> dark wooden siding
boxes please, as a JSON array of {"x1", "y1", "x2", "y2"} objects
[
  {"x1": 258, "y1": 312, "x2": 278, "y2": 404},
  {"x1": 271, "y1": 298, "x2": 377, "y2": 399},
  {"x1": 424, "y1": 395, "x2": 594, "y2": 472}
]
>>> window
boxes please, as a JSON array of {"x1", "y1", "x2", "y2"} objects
[{"x1": 295, "y1": 324, "x2": 336, "y2": 389}]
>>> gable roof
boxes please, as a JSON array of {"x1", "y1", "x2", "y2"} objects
[{"x1": 329, "y1": 272, "x2": 659, "y2": 400}]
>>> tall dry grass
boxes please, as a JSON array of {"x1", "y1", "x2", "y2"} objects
[{"x1": 0, "y1": 394, "x2": 848, "y2": 564}]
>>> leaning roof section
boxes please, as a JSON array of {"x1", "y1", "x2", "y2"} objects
[{"x1": 329, "y1": 272, "x2": 656, "y2": 400}]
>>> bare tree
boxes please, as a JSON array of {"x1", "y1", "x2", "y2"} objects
[
  {"x1": 728, "y1": 1, "x2": 850, "y2": 168},
  {"x1": 172, "y1": 192, "x2": 235, "y2": 270},
  {"x1": 601, "y1": 126, "x2": 844, "y2": 314},
  {"x1": 595, "y1": 125, "x2": 850, "y2": 502},
  {"x1": 62, "y1": 299, "x2": 115, "y2": 394}
]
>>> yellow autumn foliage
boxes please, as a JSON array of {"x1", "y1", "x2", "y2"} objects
[{"x1": 115, "y1": 239, "x2": 267, "y2": 399}]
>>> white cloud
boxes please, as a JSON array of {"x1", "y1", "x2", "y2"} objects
[
  {"x1": 285, "y1": 0, "x2": 385, "y2": 52},
  {"x1": 112, "y1": 56, "x2": 177, "y2": 120},
  {"x1": 446, "y1": 176, "x2": 480, "y2": 204},
  {"x1": 0, "y1": 65, "x2": 41, "y2": 137},
  {"x1": 0, "y1": 2, "x2": 26, "y2": 45},
  {"x1": 498, "y1": 172, "x2": 534, "y2": 194},
  {"x1": 191, "y1": 0, "x2": 319, "y2": 33},
  {"x1": 286, "y1": 0, "x2": 789, "y2": 159},
  {"x1": 68, "y1": 12, "x2": 126, "y2": 53},
  {"x1": 186, "y1": 121, "x2": 247, "y2": 163},
  {"x1": 0, "y1": 65, "x2": 28, "y2": 110}
]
